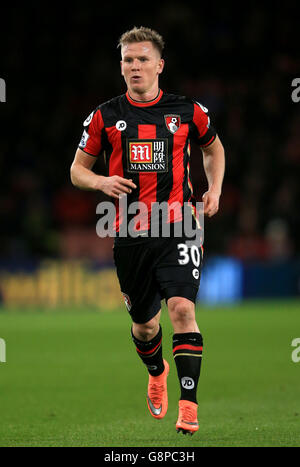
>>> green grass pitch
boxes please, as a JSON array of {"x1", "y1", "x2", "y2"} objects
[{"x1": 0, "y1": 300, "x2": 299, "y2": 447}]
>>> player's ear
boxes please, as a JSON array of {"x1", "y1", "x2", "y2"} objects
[
  {"x1": 157, "y1": 58, "x2": 164, "y2": 75},
  {"x1": 120, "y1": 60, "x2": 124, "y2": 76}
]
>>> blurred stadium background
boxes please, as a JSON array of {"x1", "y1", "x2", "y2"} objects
[{"x1": 0, "y1": 3, "x2": 299, "y2": 309}]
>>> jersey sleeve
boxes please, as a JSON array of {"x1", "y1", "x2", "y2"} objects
[
  {"x1": 78, "y1": 108, "x2": 105, "y2": 157},
  {"x1": 191, "y1": 101, "x2": 217, "y2": 147}
]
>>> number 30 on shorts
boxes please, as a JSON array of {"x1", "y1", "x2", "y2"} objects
[{"x1": 177, "y1": 243, "x2": 201, "y2": 267}]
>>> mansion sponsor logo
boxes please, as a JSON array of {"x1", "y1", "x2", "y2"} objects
[{"x1": 127, "y1": 139, "x2": 168, "y2": 172}]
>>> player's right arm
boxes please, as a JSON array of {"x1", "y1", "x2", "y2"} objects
[
  {"x1": 70, "y1": 148, "x2": 136, "y2": 199},
  {"x1": 71, "y1": 107, "x2": 136, "y2": 198}
]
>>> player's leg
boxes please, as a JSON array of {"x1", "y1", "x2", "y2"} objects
[
  {"x1": 131, "y1": 310, "x2": 169, "y2": 419},
  {"x1": 155, "y1": 234, "x2": 203, "y2": 434},
  {"x1": 113, "y1": 242, "x2": 169, "y2": 419},
  {"x1": 131, "y1": 310, "x2": 165, "y2": 377},
  {"x1": 167, "y1": 296, "x2": 203, "y2": 433},
  {"x1": 168, "y1": 296, "x2": 199, "y2": 333}
]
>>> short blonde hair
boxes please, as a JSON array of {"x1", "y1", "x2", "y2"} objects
[{"x1": 118, "y1": 26, "x2": 165, "y2": 57}]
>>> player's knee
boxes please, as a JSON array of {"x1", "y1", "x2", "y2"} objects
[
  {"x1": 168, "y1": 298, "x2": 195, "y2": 329},
  {"x1": 132, "y1": 317, "x2": 160, "y2": 341}
]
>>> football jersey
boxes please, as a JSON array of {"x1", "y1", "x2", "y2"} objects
[{"x1": 78, "y1": 90, "x2": 217, "y2": 239}]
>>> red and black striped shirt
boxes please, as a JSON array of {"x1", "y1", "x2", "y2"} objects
[{"x1": 78, "y1": 90, "x2": 217, "y2": 239}]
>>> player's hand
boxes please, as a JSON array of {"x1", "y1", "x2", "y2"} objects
[
  {"x1": 202, "y1": 189, "x2": 220, "y2": 217},
  {"x1": 99, "y1": 175, "x2": 137, "y2": 199}
]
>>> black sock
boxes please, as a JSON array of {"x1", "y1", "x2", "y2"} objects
[
  {"x1": 172, "y1": 332, "x2": 203, "y2": 404},
  {"x1": 131, "y1": 325, "x2": 165, "y2": 376}
]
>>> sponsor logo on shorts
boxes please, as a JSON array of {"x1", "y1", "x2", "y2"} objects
[{"x1": 127, "y1": 139, "x2": 168, "y2": 172}]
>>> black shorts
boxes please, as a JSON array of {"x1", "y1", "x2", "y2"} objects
[{"x1": 113, "y1": 235, "x2": 203, "y2": 324}]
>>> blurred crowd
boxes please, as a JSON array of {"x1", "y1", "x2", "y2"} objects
[{"x1": 1, "y1": 3, "x2": 299, "y2": 264}]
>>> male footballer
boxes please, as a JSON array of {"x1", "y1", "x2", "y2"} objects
[{"x1": 71, "y1": 26, "x2": 225, "y2": 435}]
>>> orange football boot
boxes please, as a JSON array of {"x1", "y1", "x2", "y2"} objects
[
  {"x1": 176, "y1": 400, "x2": 199, "y2": 435},
  {"x1": 146, "y1": 359, "x2": 169, "y2": 419}
]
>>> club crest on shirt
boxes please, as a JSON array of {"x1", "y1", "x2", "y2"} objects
[
  {"x1": 164, "y1": 115, "x2": 181, "y2": 134},
  {"x1": 122, "y1": 292, "x2": 132, "y2": 312}
]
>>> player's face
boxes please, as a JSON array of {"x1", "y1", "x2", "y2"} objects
[{"x1": 120, "y1": 41, "x2": 164, "y2": 97}]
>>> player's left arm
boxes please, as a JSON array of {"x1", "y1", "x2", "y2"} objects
[{"x1": 201, "y1": 135, "x2": 225, "y2": 217}]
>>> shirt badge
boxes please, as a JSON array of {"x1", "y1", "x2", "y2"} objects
[
  {"x1": 164, "y1": 115, "x2": 181, "y2": 134},
  {"x1": 116, "y1": 120, "x2": 127, "y2": 131}
]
